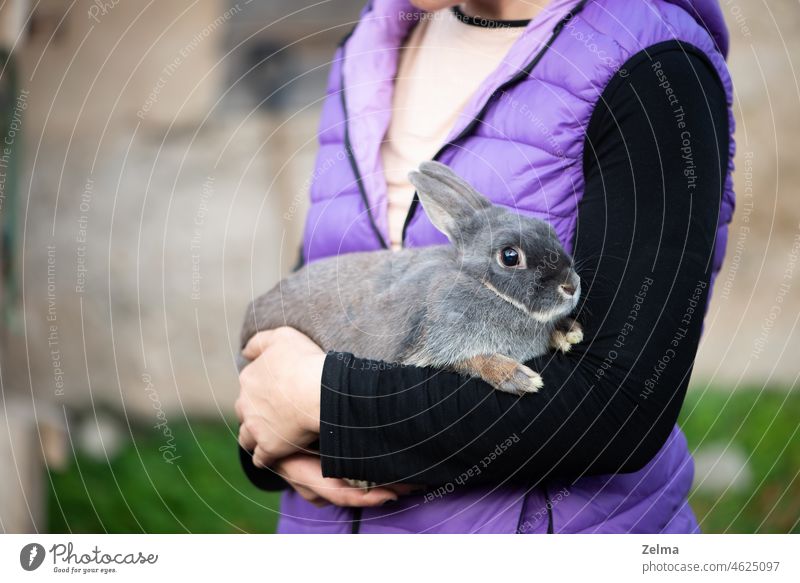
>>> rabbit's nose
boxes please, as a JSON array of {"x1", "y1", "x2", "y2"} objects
[
  {"x1": 559, "y1": 283, "x2": 576, "y2": 297},
  {"x1": 558, "y1": 268, "x2": 580, "y2": 299}
]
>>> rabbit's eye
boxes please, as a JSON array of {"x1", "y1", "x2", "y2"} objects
[{"x1": 499, "y1": 246, "x2": 522, "y2": 267}]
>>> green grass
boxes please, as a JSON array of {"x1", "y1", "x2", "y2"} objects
[
  {"x1": 47, "y1": 419, "x2": 281, "y2": 533},
  {"x1": 47, "y1": 389, "x2": 800, "y2": 533},
  {"x1": 679, "y1": 388, "x2": 800, "y2": 534}
]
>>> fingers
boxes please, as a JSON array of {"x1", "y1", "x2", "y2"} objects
[
  {"x1": 238, "y1": 416, "x2": 281, "y2": 466},
  {"x1": 352, "y1": 486, "x2": 400, "y2": 507},
  {"x1": 323, "y1": 484, "x2": 398, "y2": 507},
  {"x1": 242, "y1": 326, "x2": 304, "y2": 360},
  {"x1": 234, "y1": 397, "x2": 245, "y2": 424},
  {"x1": 383, "y1": 483, "x2": 424, "y2": 497},
  {"x1": 277, "y1": 455, "x2": 404, "y2": 507},
  {"x1": 252, "y1": 444, "x2": 275, "y2": 469},
  {"x1": 248, "y1": 425, "x2": 302, "y2": 468},
  {"x1": 293, "y1": 485, "x2": 330, "y2": 508},
  {"x1": 242, "y1": 330, "x2": 275, "y2": 360},
  {"x1": 235, "y1": 395, "x2": 264, "y2": 456},
  {"x1": 238, "y1": 423, "x2": 257, "y2": 452}
]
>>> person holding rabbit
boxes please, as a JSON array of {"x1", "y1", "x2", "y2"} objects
[{"x1": 236, "y1": 0, "x2": 735, "y2": 533}]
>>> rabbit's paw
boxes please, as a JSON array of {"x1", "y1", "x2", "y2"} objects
[
  {"x1": 498, "y1": 363, "x2": 544, "y2": 395},
  {"x1": 345, "y1": 478, "x2": 376, "y2": 491},
  {"x1": 551, "y1": 318, "x2": 583, "y2": 353},
  {"x1": 550, "y1": 330, "x2": 573, "y2": 353},
  {"x1": 457, "y1": 354, "x2": 543, "y2": 395},
  {"x1": 565, "y1": 321, "x2": 584, "y2": 345}
]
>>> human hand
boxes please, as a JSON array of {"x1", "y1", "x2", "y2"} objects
[
  {"x1": 236, "y1": 327, "x2": 325, "y2": 468},
  {"x1": 275, "y1": 454, "x2": 418, "y2": 507}
]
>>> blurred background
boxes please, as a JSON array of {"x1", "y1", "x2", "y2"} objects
[{"x1": 0, "y1": 0, "x2": 798, "y2": 534}]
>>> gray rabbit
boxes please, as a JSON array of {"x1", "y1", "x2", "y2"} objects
[{"x1": 239, "y1": 161, "x2": 582, "y2": 396}]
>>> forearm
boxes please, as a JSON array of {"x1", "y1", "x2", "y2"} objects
[
  {"x1": 319, "y1": 45, "x2": 728, "y2": 487},
  {"x1": 319, "y1": 258, "x2": 706, "y2": 488}
]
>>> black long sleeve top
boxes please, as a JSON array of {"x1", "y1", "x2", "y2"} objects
[{"x1": 241, "y1": 42, "x2": 729, "y2": 491}]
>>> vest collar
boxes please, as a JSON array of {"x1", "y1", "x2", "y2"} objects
[{"x1": 341, "y1": 0, "x2": 585, "y2": 246}]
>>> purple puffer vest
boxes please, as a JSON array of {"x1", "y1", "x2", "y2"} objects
[{"x1": 281, "y1": 0, "x2": 735, "y2": 533}]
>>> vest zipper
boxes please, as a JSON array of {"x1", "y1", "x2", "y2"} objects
[
  {"x1": 350, "y1": 507, "x2": 363, "y2": 534},
  {"x1": 337, "y1": 1, "x2": 589, "y2": 533},
  {"x1": 544, "y1": 482, "x2": 555, "y2": 534},
  {"x1": 338, "y1": 40, "x2": 389, "y2": 250},
  {"x1": 399, "y1": 0, "x2": 590, "y2": 246}
]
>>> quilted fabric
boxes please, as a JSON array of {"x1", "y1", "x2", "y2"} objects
[{"x1": 282, "y1": 0, "x2": 735, "y2": 533}]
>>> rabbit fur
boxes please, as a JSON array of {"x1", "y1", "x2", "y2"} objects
[{"x1": 238, "y1": 161, "x2": 582, "y2": 396}]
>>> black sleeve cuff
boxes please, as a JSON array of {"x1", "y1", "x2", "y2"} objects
[{"x1": 319, "y1": 352, "x2": 367, "y2": 480}]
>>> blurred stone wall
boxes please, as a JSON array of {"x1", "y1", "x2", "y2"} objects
[
  {"x1": 4, "y1": 0, "x2": 799, "y2": 430},
  {"x1": 0, "y1": 0, "x2": 798, "y2": 535},
  {"x1": 3, "y1": 0, "x2": 364, "y2": 423},
  {"x1": 694, "y1": 1, "x2": 800, "y2": 389}
]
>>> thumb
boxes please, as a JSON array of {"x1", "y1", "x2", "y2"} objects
[
  {"x1": 243, "y1": 330, "x2": 275, "y2": 360},
  {"x1": 356, "y1": 487, "x2": 399, "y2": 506}
]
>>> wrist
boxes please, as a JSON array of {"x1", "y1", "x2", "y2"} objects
[
  {"x1": 299, "y1": 353, "x2": 325, "y2": 434},
  {"x1": 272, "y1": 454, "x2": 293, "y2": 476}
]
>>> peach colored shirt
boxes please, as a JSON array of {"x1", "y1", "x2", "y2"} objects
[{"x1": 382, "y1": 8, "x2": 525, "y2": 249}]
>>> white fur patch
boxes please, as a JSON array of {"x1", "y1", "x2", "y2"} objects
[{"x1": 481, "y1": 280, "x2": 554, "y2": 323}]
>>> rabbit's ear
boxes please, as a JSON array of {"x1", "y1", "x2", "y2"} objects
[{"x1": 408, "y1": 161, "x2": 491, "y2": 243}]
